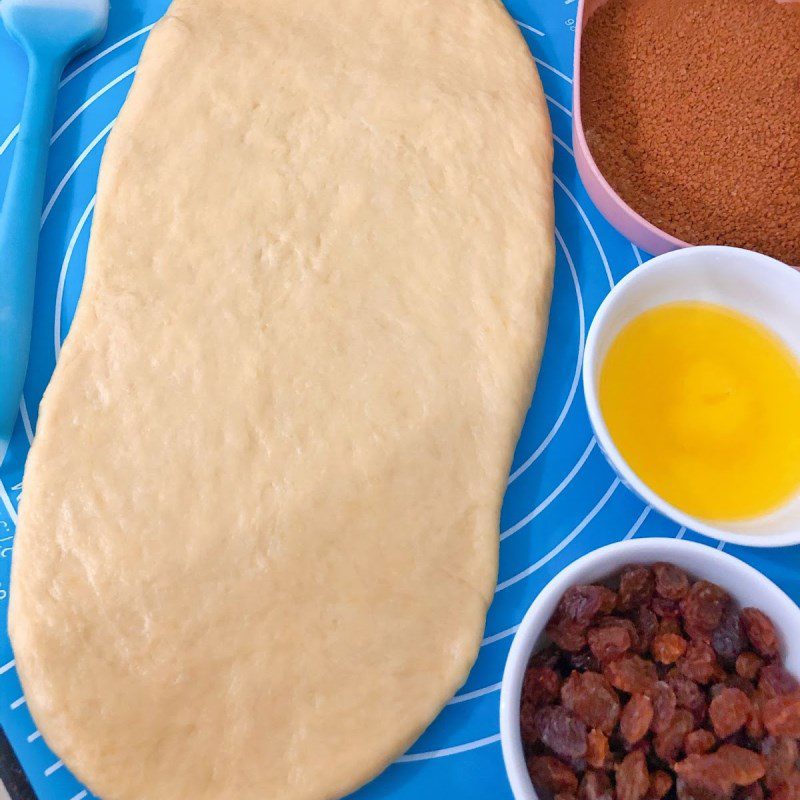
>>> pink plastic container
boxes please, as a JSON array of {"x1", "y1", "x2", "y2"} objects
[
  {"x1": 573, "y1": 0, "x2": 799, "y2": 262},
  {"x1": 572, "y1": 0, "x2": 689, "y2": 257}
]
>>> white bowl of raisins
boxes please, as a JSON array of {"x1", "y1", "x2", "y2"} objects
[{"x1": 499, "y1": 538, "x2": 800, "y2": 800}]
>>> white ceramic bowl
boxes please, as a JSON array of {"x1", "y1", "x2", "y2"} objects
[
  {"x1": 583, "y1": 245, "x2": 800, "y2": 547},
  {"x1": 499, "y1": 538, "x2": 800, "y2": 800}
]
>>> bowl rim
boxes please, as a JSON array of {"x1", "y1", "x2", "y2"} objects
[
  {"x1": 499, "y1": 537, "x2": 800, "y2": 800},
  {"x1": 582, "y1": 245, "x2": 800, "y2": 548}
]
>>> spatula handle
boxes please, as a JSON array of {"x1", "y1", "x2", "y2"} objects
[{"x1": 0, "y1": 53, "x2": 63, "y2": 447}]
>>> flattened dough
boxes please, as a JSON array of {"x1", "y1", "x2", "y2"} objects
[{"x1": 9, "y1": 1, "x2": 554, "y2": 798}]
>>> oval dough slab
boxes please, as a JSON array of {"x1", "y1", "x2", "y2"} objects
[{"x1": 9, "y1": 1, "x2": 553, "y2": 798}]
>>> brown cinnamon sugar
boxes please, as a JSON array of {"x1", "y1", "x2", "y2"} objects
[{"x1": 580, "y1": 0, "x2": 800, "y2": 264}]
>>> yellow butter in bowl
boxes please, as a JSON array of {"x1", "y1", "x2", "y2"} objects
[{"x1": 599, "y1": 301, "x2": 800, "y2": 521}]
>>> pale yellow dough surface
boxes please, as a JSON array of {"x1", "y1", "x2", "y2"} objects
[{"x1": 9, "y1": 1, "x2": 554, "y2": 798}]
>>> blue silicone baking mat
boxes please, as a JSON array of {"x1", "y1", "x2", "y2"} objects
[{"x1": 0, "y1": 2, "x2": 798, "y2": 798}]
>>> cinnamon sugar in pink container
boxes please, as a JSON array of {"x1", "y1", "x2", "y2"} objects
[
  {"x1": 572, "y1": 0, "x2": 689, "y2": 257},
  {"x1": 573, "y1": 0, "x2": 800, "y2": 262}
]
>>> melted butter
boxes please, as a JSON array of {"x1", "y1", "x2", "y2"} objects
[{"x1": 599, "y1": 301, "x2": 800, "y2": 522}]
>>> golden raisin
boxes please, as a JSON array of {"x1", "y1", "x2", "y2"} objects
[
  {"x1": 741, "y1": 608, "x2": 780, "y2": 658},
  {"x1": 621, "y1": 694, "x2": 655, "y2": 745},
  {"x1": 709, "y1": 687, "x2": 752, "y2": 738},
  {"x1": 616, "y1": 750, "x2": 651, "y2": 800},
  {"x1": 684, "y1": 729, "x2": 717, "y2": 756},
  {"x1": 653, "y1": 563, "x2": 691, "y2": 601},
  {"x1": 561, "y1": 671, "x2": 621, "y2": 735},
  {"x1": 736, "y1": 653, "x2": 764, "y2": 682},
  {"x1": 579, "y1": 769, "x2": 613, "y2": 800},
  {"x1": 527, "y1": 755, "x2": 579, "y2": 795},
  {"x1": 647, "y1": 770, "x2": 673, "y2": 800},
  {"x1": 763, "y1": 694, "x2": 800, "y2": 738},
  {"x1": 652, "y1": 633, "x2": 688, "y2": 664},
  {"x1": 588, "y1": 625, "x2": 633, "y2": 664},
  {"x1": 586, "y1": 728, "x2": 610, "y2": 770},
  {"x1": 763, "y1": 737, "x2": 799, "y2": 791},
  {"x1": 647, "y1": 680, "x2": 677, "y2": 734},
  {"x1": 604, "y1": 655, "x2": 658, "y2": 694},
  {"x1": 678, "y1": 641, "x2": 719, "y2": 685}
]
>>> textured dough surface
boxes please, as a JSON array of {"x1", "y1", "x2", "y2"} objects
[{"x1": 9, "y1": 2, "x2": 554, "y2": 799}]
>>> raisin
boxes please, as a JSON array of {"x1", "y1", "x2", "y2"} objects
[
  {"x1": 560, "y1": 585, "x2": 618, "y2": 626},
  {"x1": 654, "y1": 708, "x2": 694, "y2": 763},
  {"x1": 712, "y1": 744, "x2": 764, "y2": 786},
  {"x1": 709, "y1": 688, "x2": 752, "y2": 738},
  {"x1": 659, "y1": 617, "x2": 684, "y2": 636},
  {"x1": 579, "y1": 769, "x2": 613, "y2": 800},
  {"x1": 723, "y1": 674, "x2": 756, "y2": 699},
  {"x1": 675, "y1": 755, "x2": 729, "y2": 795},
  {"x1": 735, "y1": 783, "x2": 764, "y2": 800},
  {"x1": 652, "y1": 597, "x2": 681, "y2": 620},
  {"x1": 532, "y1": 643, "x2": 563, "y2": 669},
  {"x1": 675, "y1": 745, "x2": 765, "y2": 794},
  {"x1": 681, "y1": 581, "x2": 730, "y2": 639},
  {"x1": 548, "y1": 615, "x2": 588, "y2": 653},
  {"x1": 715, "y1": 745, "x2": 765, "y2": 786},
  {"x1": 762, "y1": 737, "x2": 799, "y2": 790},
  {"x1": 685, "y1": 730, "x2": 717, "y2": 756},
  {"x1": 600, "y1": 615, "x2": 641, "y2": 643},
  {"x1": 527, "y1": 754, "x2": 579, "y2": 795},
  {"x1": 521, "y1": 702, "x2": 539, "y2": 743},
  {"x1": 709, "y1": 683, "x2": 726, "y2": 699},
  {"x1": 654, "y1": 563, "x2": 691, "y2": 600},
  {"x1": 712, "y1": 610, "x2": 747, "y2": 665},
  {"x1": 648, "y1": 680, "x2": 678, "y2": 734},
  {"x1": 523, "y1": 566, "x2": 799, "y2": 800},
  {"x1": 741, "y1": 609, "x2": 780, "y2": 658},
  {"x1": 648, "y1": 770, "x2": 674, "y2": 800},
  {"x1": 746, "y1": 691, "x2": 766, "y2": 740},
  {"x1": 637, "y1": 607, "x2": 659, "y2": 654},
  {"x1": 605, "y1": 655, "x2": 658, "y2": 694},
  {"x1": 561, "y1": 671, "x2": 621, "y2": 735},
  {"x1": 667, "y1": 673, "x2": 707, "y2": 724},
  {"x1": 763, "y1": 694, "x2": 800, "y2": 737},
  {"x1": 712, "y1": 664, "x2": 728, "y2": 684},
  {"x1": 568, "y1": 648, "x2": 602, "y2": 673},
  {"x1": 771, "y1": 772, "x2": 800, "y2": 800},
  {"x1": 653, "y1": 633, "x2": 689, "y2": 664},
  {"x1": 522, "y1": 667, "x2": 563, "y2": 744},
  {"x1": 616, "y1": 749, "x2": 651, "y2": 800},
  {"x1": 628, "y1": 736, "x2": 652, "y2": 759},
  {"x1": 588, "y1": 625, "x2": 633, "y2": 664},
  {"x1": 675, "y1": 776, "x2": 730, "y2": 800},
  {"x1": 619, "y1": 566, "x2": 656, "y2": 611},
  {"x1": 524, "y1": 666, "x2": 562, "y2": 708},
  {"x1": 622, "y1": 694, "x2": 655, "y2": 745},
  {"x1": 599, "y1": 587, "x2": 619, "y2": 614},
  {"x1": 586, "y1": 728, "x2": 609, "y2": 769},
  {"x1": 539, "y1": 704, "x2": 588, "y2": 755},
  {"x1": 735, "y1": 653, "x2": 763, "y2": 682},
  {"x1": 679, "y1": 642, "x2": 719, "y2": 685},
  {"x1": 535, "y1": 705, "x2": 588, "y2": 761},
  {"x1": 683, "y1": 626, "x2": 714, "y2": 648},
  {"x1": 758, "y1": 663, "x2": 799, "y2": 699},
  {"x1": 674, "y1": 778, "x2": 702, "y2": 800}
]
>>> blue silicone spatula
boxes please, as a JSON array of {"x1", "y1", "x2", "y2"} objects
[{"x1": 0, "y1": 0, "x2": 109, "y2": 451}]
